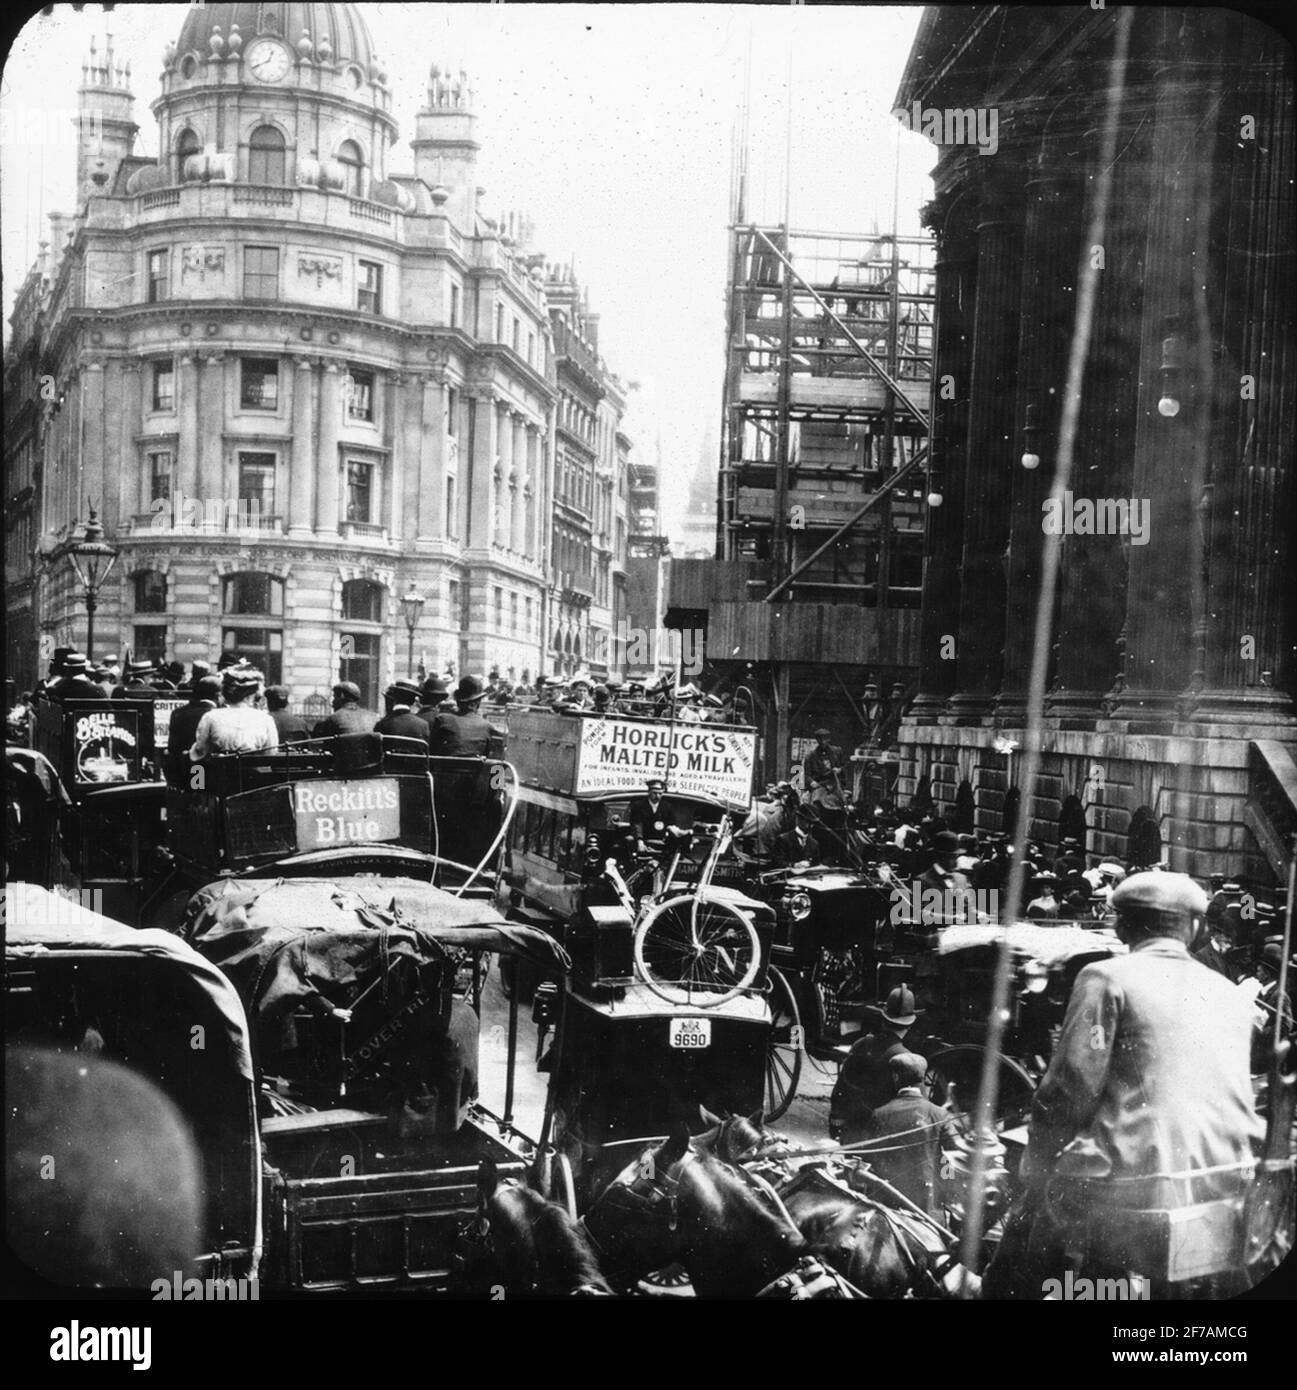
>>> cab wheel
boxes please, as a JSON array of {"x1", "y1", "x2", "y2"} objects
[
  {"x1": 763, "y1": 967, "x2": 803, "y2": 1123},
  {"x1": 924, "y1": 1044, "x2": 1035, "y2": 1129}
]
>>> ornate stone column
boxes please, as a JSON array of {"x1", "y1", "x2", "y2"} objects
[
  {"x1": 510, "y1": 414, "x2": 526, "y2": 553},
  {"x1": 1049, "y1": 118, "x2": 1150, "y2": 719},
  {"x1": 1112, "y1": 76, "x2": 1212, "y2": 724},
  {"x1": 469, "y1": 386, "x2": 497, "y2": 550},
  {"x1": 998, "y1": 152, "x2": 1085, "y2": 719},
  {"x1": 315, "y1": 361, "x2": 342, "y2": 535},
  {"x1": 178, "y1": 353, "x2": 200, "y2": 503},
  {"x1": 911, "y1": 178, "x2": 979, "y2": 719},
  {"x1": 288, "y1": 357, "x2": 315, "y2": 537},
  {"x1": 198, "y1": 353, "x2": 225, "y2": 504},
  {"x1": 419, "y1": 374, "x2": 444, "y2": 542}
]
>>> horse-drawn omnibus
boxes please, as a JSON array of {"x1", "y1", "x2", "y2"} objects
[{"x1": 497, "y1": 707, "x2": 804, "y2": 1164}]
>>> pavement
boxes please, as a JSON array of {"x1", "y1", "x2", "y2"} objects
[{"x1": 476, "y1": 960, "x2": 843, "y2": 1151}]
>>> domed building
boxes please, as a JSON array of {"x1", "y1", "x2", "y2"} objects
[{"x1": 7, "y1": 3, "x2": 632, "y2": 705}]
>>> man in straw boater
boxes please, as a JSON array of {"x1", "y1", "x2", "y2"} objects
[{"x1": 985, "y1": 870, "x2": 1266, "y2": 1298}]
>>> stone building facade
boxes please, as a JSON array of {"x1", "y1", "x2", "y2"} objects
[
  {"x1": 893, "y1": 7, "x2": 1296, "y2": 884},
  {"x1": 6, "y1": 2, "x2": 632, "y2": 708}
]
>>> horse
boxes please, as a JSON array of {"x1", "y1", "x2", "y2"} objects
[
  {"x1": 453, "y1": 1159, "x2": 612, "y2": 1298},
  {"x1": 581, "y1": 1125, "x2": 860, "y2": 1298},
  {"x1": 780, "y1": 1161, "x2": 978, "y2": 1299}
]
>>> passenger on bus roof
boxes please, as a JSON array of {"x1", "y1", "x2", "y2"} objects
[{"x1": 427, "y1": 675, "x2": 494, "y2": 757}]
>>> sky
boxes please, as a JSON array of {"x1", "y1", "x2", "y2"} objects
[{"x1": 1, "y1": 2, "x2": 934, "y2": 535}]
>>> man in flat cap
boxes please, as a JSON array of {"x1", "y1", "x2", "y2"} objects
[
  {"x1": 312, "y1": 681, "x2": 377, "y2": 738},
  {"x1": 986, "y1": 870, "x2": 1264, "y2": 1297}
]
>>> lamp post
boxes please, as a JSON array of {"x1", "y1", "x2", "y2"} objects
[
  {"x1": 399, "y1": 585, "x2": 424, "y2": 679},
  {"x1": 65, "y1": 505, "x2": 119, "y2": 661}
]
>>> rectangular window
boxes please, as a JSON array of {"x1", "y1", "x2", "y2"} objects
[
  {"x1": 493, "y1": 586, "x2": 503, "y2": 629},
  {"x1": 446, "y1": 386, "x2": 458, "y2": 437},
  {"x1": 243, "y1": 246, "x2": 279, "y2": 300},
  {"x1": 240, "y1": 357, "x2": 279, "y2": 410},
  {"x1": 222, "y1": 627, "x2": 283, "y2": 685},
  {"x1": 357, "y1": 260, "x2": 383, "y2": 315},
  {"x1": 512, "y1": 317, "x2": 521, "y2": 353},
  {"x1": 237, "y1": 452, "x2": 276, "y2": 515},
  {"x1": 496, "y1": 304, "x2": 504, "y2": 341},
  {"x1": 133, "y1": 570, "x2": 167, "y2": 613},
  {"x1": 147, "y1": 248, "x2": 169, "y2": 303},
  {"x1": 448, "y1": 578, "x2": 461, "y2": 625},
  {"x1": 509, "y1": 592, "x2": 519, "y2": 633},
  {"x1": 152, "y1": 360, "x2": 174, "y2": 412},
  {"x1": 339, "y1": 632, "x2": 380, "y2": 710},
  {"x1": 450, "y1": 283, "x2": 461, "y2": 327},
  {"x1": 345, "y1": 367, "x2": 374, "y2": 421},
  {"x1": 346, "y1": 461, "x2": 374, "y2": 523},
  {"x1": 148, "y1": 450, "x2": 173, "y2": 502},
  {"x1": 133, "y1": 625, "x2": 167, "y2": 667},
  {"x1": 527, "y1": 332, "x2": 536, "y2": 367},
  {"x1": 445, "y1": 475, "x2": 457, "y2": 538}
]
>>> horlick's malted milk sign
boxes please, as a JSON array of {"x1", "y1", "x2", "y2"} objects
[
  {"x1": 293, "y1": 778, "x2": 401, "y2": 849},
  {"x1": 574, "y1": 717, "x2": 756, "y2": 807}
]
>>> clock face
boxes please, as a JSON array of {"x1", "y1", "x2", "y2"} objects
[{"x1": 246, "y1": 39, "x2": 291, "y2": 83}]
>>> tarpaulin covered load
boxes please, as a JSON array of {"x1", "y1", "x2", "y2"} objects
[
  {"x1": 182, "y1": 877, "x2": 569, "y2": 1129},
  {"x1": 5, "y1": 882, "x2": 254, "y2": 1080}
]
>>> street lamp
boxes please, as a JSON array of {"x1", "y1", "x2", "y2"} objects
[
  {"x1": 65, "y1": 505, "x2": 118, "y2": 661},
  {"x1": 399, "y1": 584, "x2": 425, "y2": 679}
]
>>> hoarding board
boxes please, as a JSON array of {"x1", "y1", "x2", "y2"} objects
[{"x1": 572, "y1": 717, "x2": 755, "y2": 808}]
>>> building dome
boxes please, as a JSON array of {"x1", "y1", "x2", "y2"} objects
[{"x1": 175, "y1": 2, "x2": 376, "y2": 71}]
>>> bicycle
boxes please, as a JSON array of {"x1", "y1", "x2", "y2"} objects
[{"x1": 602, "y1": 812, "x2": 763, "y2": 1008}]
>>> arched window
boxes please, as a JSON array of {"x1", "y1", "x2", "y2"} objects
[
  {"x1": 248, "y1": 126, "x2": 287, "y2": 185},
  {"x1": 336, "y1": 140, "x2": 364, "y2": 197},
  {"x1": 175, "y1": 128, "x2": 201, "y2": 183},
  {"x1": 1127, "y1": 806, "x2": 1162, "y2": 870}
]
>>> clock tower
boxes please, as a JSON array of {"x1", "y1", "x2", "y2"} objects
[{"x1": 148, "y1": 2, "x2": 396, "y2": 197}]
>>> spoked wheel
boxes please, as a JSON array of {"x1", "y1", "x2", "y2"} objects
[
  {"x1": 554, "y1": 1152, "x2": 579, "y2": 1221},
  {"x1": 633, "y1": 894, "x2": 762, "y2": 1007},
  {"x1": 763, "y1": 968, "x2": 803, "y2": 1122},
  {"x1": 924, "y1": 1044, "x2": 1037, "y2": 1130}
]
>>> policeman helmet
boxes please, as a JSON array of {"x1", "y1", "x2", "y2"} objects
[{"x1": 882, "y1": 986, "x2": 919, "y2": 1026}]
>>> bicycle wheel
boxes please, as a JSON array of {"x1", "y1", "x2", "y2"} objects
[{"x1": 633, "y1": 894, "x2": 762, "y2": 1007}]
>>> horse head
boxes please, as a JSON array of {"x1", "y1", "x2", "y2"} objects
[
  {"x1": 695, "y1": 1105, "x2": 791, "y2": 1167},
  {"x1": 455, "y1": 1158, "x2": 611, "y2": 1298}
]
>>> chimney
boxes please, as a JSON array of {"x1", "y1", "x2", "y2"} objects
[
  {"x1": 76, "y1": 30, "x2": 137, "y2": 204},
  {"x1": 410, "y1": 62, "x2": 479, "y2": 228}
]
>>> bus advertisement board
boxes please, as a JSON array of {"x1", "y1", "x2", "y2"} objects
[{"x1": 572, "y1": 717, "x2": 755, "y2": 808}]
